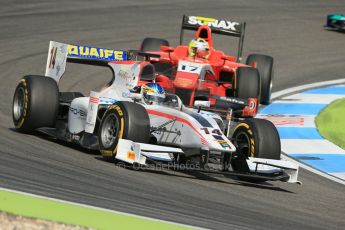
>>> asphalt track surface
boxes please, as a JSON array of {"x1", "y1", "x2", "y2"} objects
[{"x1": 1, "y1": 1, "x2": 345, "y2": 229}]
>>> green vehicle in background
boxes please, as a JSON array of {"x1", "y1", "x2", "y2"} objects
[{"x1": 324, "y1": 14, "x2": 345, "y2": 32}]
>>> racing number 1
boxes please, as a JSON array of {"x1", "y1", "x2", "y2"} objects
[
  {"x1": 201, "y1": 128, "x2": 222, "y2": 136},
  {"x1": 49, "y1": 47, "x2": 57, "y2": 69}
]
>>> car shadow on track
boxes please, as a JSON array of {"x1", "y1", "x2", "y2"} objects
[
  {"x1": 92, "y1": 157, "x2": 295, "y2": 194},
  {"x1": 149, "y1": 169, "x2": 294, "y2": 193},
  {"x1": 8, "y1": 128, "x2": 100, "y2": 156},
  {"x1": 324, "y1": 29, "x2": 345, "y2": 34}
]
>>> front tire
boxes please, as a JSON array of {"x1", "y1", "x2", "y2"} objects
[
  {"x1": 235, "y1": 67, "x2": 260, "y2": 99},
  {"x1": 232, "y1": 118, "x2": 281, "y2": 160},
  {"x1": 98, "y1": 102, "x2": 150, "y2": 162},
  {"x1": 12, "y1": 75, "x2": 59, "y2": 133},
  {"x1": 230, "y1": 118, "x2": 281, "y2": 181}
]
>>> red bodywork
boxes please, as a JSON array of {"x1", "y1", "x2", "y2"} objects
[{"x1": 138, "y1": 25, "x2": 258, "y2": 117}]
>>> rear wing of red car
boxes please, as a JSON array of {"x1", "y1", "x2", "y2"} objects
[{"x1": 180, "y1": 15, "x2": 246, "y2": 62}]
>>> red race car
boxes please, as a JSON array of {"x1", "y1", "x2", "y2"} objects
[{"x1": 134, "y1": 15, "x2": 274, "y2": 118}]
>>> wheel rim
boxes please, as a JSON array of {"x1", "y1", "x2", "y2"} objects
[
  {"x1": 13, "y1": 87, "x2": 25, "y2": 121},
  {"x1": 233, "y1": 131, "x2": 251, "y2": 157},
  {"x1": 100, "y1": 114, "x2": 120, "y2": 149}
]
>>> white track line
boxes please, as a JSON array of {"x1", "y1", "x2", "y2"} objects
[
  {"x1": 275, "y1": 93, "x2": 345, "y2": 104},
  {"x1": 281, "y1": 139, "x2": 345, "y2": 154},
  {"x1": 271, "y1": 79, "x2": 345, "y2": 99}
]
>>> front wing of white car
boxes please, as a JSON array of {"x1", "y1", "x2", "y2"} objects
[{"x1": 115, "y1": 139, "x2": 300, "y2": 184}]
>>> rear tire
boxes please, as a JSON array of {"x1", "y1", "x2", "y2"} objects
[
  {"x1": 246, "y1": 54, "x2": 274, "y2": 105},
  {"x1": 12, "y1": 75, "x2": 59, "y2": 133},
  {"x1": 235, "y1": 67, "x2": 260, "y2": 99},
  {"x1": 140, "y1": 37, "x2": 169, "y2": 52},
  {"x1": 98, "y1": 101, "x2": 150, "y2": 162}
]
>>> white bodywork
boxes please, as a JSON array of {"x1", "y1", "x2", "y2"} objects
[
  {"x1": 45, "y1": 41, "x2": 300, "y2": 184},
  {"x1": 146, "y1": 104, "x2": 235, "y2": 152}
]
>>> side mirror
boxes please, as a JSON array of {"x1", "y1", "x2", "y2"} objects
[
  {"x1": 160, "y1": 46, "x2": 175, "y2": 53},
  {"x1": 194, "y1": 100, "x2": 210, "y2": 108}
]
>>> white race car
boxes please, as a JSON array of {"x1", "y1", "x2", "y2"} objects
[{"x1": 12, "y1": 41, "x2": 300, "y2": 184}]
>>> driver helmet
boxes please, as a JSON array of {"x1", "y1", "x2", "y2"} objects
[
  {"x1": 141, "y1": 83, "x2": 166, "y2": 105},
  {"x1": 188, "y1": 38, "x2": 210, "y2": 59}
]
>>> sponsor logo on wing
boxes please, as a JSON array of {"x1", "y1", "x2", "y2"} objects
[
  {"x1": 188, "y1": 16, "x2": 240, "y2": 31},
  {"x1": 213, "y1": 135, "x2": 232, "y2": 150},
  {"x1": 242, "y1": 98, "x2": 257, "y2": 117},
  {"x1": 127, "y1": 150, "x2": 136, "y2": 161},
  {"x1": 67, "y1": 45, "x2": 126, "y2": 61},
  {"x1": 89, "y1": 96, "x2": 99, "y2": 104},
  {"x1": 126, "y1": 144, "x2": 137, "y2": 161}
]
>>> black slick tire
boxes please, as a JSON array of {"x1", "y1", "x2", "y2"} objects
[
  {"x1": 246, "y1": 54, "x2": 274, "y2": 105},
  {"x1": 12, "y1": 75, "x2": 59, "y2": 133},
  {"x1": 231, "y1": 118, "x2": 281, "y2": 177},
  {"x1": 232, "y1": 118, "x2": 281, "y2": 160},
  {"x1": 235, "y1": 67, "x2": 260, "y2": 99},
  {"x1": 98, "y1": 101, "x2": 150, "y2": 162}
]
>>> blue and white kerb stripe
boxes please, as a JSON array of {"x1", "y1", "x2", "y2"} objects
[{"x1": 257, "y1": 85, "x2": 345, "y2": 181}]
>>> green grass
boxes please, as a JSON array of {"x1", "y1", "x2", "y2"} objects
[
  {"x1": 0, "y1": 189, "x2": 192, "y2": 230},
  {"x1": 316, "y1": 98, "x2": 345, "y2": 149}
]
